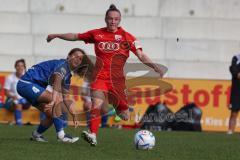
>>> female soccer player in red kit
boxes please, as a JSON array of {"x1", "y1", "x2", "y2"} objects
[{"x1": 47, "y1": 4, "x2": 165, "y2": 146}]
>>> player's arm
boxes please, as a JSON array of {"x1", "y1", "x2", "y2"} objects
[
  {"x1": 135, "y1": 49, "x2": 165, "y2": 78},
  {"x1": 4, "y1": 77, "x2": 18, "y2": 100},
  {"x1": 51, "y1": 73, "x2": 64, "y2": 106},
  {"x1": 62, "y1": 89, "x2": 75, "y2": 113},
  {"x1": 47, "y1": 33, "x2": 79, "y2": 42},
  {"x1": 61, "y1": 88, "x2": 80, "y2": 127}
]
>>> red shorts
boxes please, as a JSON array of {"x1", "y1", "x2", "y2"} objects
[{"x1": 91, "y1": 78, "x2": 128, "y2": 112}]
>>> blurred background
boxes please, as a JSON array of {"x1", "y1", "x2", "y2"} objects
[
  {"x1": 0, "y1": 0, "x2": 240, "y2": 132},
  {"x1": 1, "y1": 0, "x2": 240, "y2": 79}
]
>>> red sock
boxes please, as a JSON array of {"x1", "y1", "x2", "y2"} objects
[{"x1": 90, "y1": 107, "x2": 101, "y2": 135}]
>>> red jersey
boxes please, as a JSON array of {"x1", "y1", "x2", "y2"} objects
[{"x1": 77, "y1": 27, "x2": 142, "y2": 80}]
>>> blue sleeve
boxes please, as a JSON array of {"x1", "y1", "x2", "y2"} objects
[
  {"x1": 53, "y1": 61, "x2": 69, "y2": 79},
  {"x1": 52, "y1": 60, "x2": 72, "y2": 90}
]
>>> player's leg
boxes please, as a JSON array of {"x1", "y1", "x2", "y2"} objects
[
  {"x1": 14, "y1": 104, "x2": 23, "y2": 126},
  {"x1": 31, "y1": 109, "x2": 52, "y2": 142},
  {"x1": 101, "y1": 102, "x2": 109, "y2": 128},
  {"x1": 17, "y1": 81, "x2": 78, "y2": 143},
  {"x1": 40, "y1": 92, "x2": 79, "y2": 143},
  {"x1": 82, "y1": 96, "x2": 92, "y2": 127},
  {"x1": 17, "y1": 81, "x2": 51, "y2": 141},
  {"x1": 110, "y1": 82, "x2": 130, "y2": 121},
  {"x1": 82, "y1": 90, "x2": 106, "y2": 146},
  {"x1": 228, "y1": 110, "x2": 239, "y2": 134},
  {"x1": 81, "y1": 80, "x2": 92, "y2": 126},
  {"x1": 82, "y1": 79, "x2": 109, "y2": 146},
  {"x1": 17, "y1": 81, "x2": 54, "y2": 141},
  {"x1": 109, "y1": 93, "x2": 129, "y2": 121},
  {"x1": 4, "y1": 98, "x2": 22, "y2": 125}
]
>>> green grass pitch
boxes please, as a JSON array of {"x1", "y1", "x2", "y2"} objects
[{"x1": 0, "y1": 124, "x2": 240, "y2": 160}]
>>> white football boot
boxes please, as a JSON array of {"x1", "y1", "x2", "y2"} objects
[
  {"x1": 30, "y1": 131, "x2": 48, "y2": 142},
  {"x1": 81, "y1": 131, "x2": 97, "y2": 146},
  {"x1": 58, "y1": 134, "x2": 79, "y2": 143}
]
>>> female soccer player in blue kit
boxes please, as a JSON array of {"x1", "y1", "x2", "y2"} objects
[{"x1": 17, "y1": 48, "x2": 91, "y2": 143}]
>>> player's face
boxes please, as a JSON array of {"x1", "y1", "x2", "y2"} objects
[
  {"x1": 105, "y1": 11, "x2": 121, "y2": 32},
  {"x1": 68, "y1": 51, "x2": 84, "y2": 70},
  {"x1": 15, "y1": 62, "x2": 25, "y2": 75}
]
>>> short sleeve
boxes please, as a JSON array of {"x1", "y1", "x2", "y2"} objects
[
  {"x1": 52, "y1": 61, "x2": 71, "y2": 90},
  {"x1": 54, "y1": 61, "x2": 69, "y2": 79},
  {"x1": 4, "y1": 75, "x2": 12, "y2": 90},
  {"x1": 77, "y1": 30, "x2": 95, "y2": 44},
  {"x1": 127, "y1": 33, "x2": 142, "y2": 55}
]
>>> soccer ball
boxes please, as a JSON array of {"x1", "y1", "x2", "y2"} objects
[{"x1": 134, "y1": 130, "x2": 155, "y2": 150}]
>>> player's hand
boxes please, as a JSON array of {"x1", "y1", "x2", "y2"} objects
[
  {"x1": 74, "y1": 119, "x2": 80, "y2": 128},
  {"x1": 52, "y1": 90, "x2": 63, "y2": 106},
  {"x1": 46, "y1": 34, "x2": 57, "y2": 42},
  {"x1": 154, "y1": 66, "x2": 164, "y2": 78}
]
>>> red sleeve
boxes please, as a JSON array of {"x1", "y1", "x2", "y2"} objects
[
  {"x1": 127, "y1": 33, "x2": 142, "y2": 55},
  {"x1": 77, "y1": 30, "x2": 95, "y2": 44}
]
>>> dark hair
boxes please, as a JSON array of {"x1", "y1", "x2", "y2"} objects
[
  {"x1": 68, "y1": 48, "x2": 86, "y2": 57},
  {"x1": 68, "y1": 48, "x2": 94, "y2": 81},
  {"x1": 105, "y1": 4, "x2": 121, "y2": 18},
  {"x1": 15, "y1": 59, "x2": 26, "y2": 69}
]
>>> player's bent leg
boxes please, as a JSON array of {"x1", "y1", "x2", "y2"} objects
[
  {"x1": 31, "y1": 115, "x2": 52, "y2": 142},
  {"x1": 14, "y1": 104, "x2": 23, "y2": 126},
  {"x1": 51, "y1": 102, "x2": 79, "y2": 143},
  {"x1": 228, "y1": 110, "x2": 239, "y2": 134},
  {"x1": 81, "y1": 90, "x2": 106, "y2": 146},
  {"x1": 113, "y1": 98, "x2": 129, "y2": 121},
  {"x1": 16, "y1": 83, "x2": 53, "y2": 142}
]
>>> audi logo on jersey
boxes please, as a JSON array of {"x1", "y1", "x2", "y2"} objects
[
  {"x1": 98, "y1": 41, "x2": 135, "y2": 52},
  {"x1": 98, "y1": 42, "x2": 120, "y2": 52}
]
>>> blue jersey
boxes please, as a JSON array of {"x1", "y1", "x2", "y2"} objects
[{"x1": 21, "y1": 59, "x2": 72, "y2": 90}]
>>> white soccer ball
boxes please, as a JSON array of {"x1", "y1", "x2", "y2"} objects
[{"x1": 134, "y1": 130, "x2": 155, "y2": 150}]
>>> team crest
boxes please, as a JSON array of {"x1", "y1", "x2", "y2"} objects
[
  {"x1": 115, "y1": 35, "x2": 122, "y2": 41},
  {"x1": 60, "y1": 67, "x2": 67, "y2": 77}
]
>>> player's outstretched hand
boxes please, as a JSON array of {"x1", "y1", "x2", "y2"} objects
[
  {"x1": 46, "y1": 34, "x2": 56, "y2": 42},
  {"x1": 154, "y1": 66, "x2": 165, "y2": 78}
]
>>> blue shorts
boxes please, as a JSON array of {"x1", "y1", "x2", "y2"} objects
[{"x1": 17, "y1": 80, "x2": 45, "y2": 106}]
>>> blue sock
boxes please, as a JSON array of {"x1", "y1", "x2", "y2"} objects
[
  {"x1": 14, "y1": 109, "x2": 22, "y2": 126},
  {"x1": 101, "y1": 114, "x2": 108, "y2": 128},
  {"x1": 53, "y1": 117, "x2": 64, "y2": 133},
  {"x1": 40, "y1": 112, "x2": 46, "y2": 121},
  {"x1": 37, "y1": 124, "x2": 49, "y2": 134},
  {"x1": 60, "y1": 113, "x2": 68, "y2": 128}
]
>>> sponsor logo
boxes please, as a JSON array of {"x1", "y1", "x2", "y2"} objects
[
  {"x1": 98, "y1": 42, "x2": 120, "y2": 52},
  {"x1": 98, "y1": 41, "x2": 132, "y2": 52},
  {"x1": 97, "y1": 34, "x2": 104, "y2": 38},
  {"x1": 60, "y1": 67, "x2": 67, "y2": 77}
]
